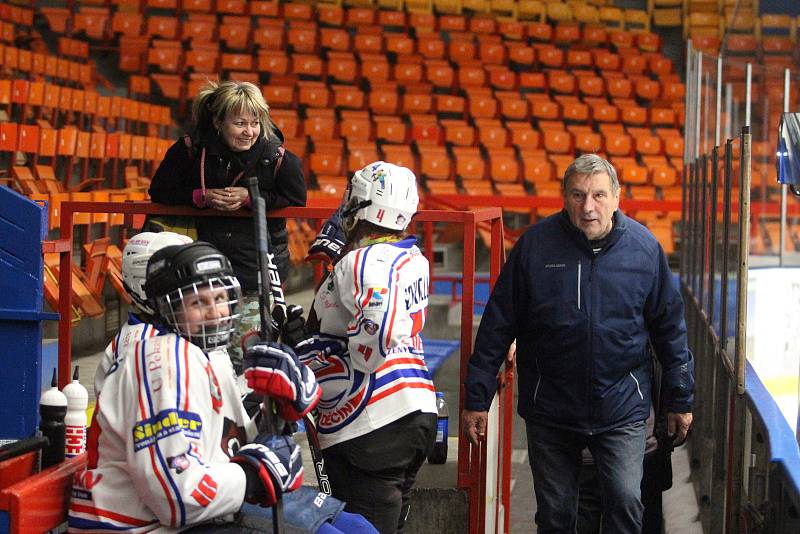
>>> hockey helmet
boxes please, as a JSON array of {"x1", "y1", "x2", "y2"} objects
[
  {"x1": 122, "y1": 231, "x2": 193, "y2": 315},
  {"x1": 341, "y1": 161, "x2": 419, "y2": 234},
  {"x1": 144, "y1": 242, "x2": 242, "y2": 351}
]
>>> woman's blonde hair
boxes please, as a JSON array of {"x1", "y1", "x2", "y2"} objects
[{"x1": 192, "y1": 80, "x2": 276, "y2": 139}]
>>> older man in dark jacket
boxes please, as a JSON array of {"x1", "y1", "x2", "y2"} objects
[{"x1": 462, "y1": 154, "x2": 694, "y2": 534}]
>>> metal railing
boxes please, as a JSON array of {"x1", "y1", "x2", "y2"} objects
[
  {"x1": 683, "y1": 38, "x2": 800, "y2": 531},
  {"x1": 46, "y1": 201, "x2": 512, "y2": 533}
]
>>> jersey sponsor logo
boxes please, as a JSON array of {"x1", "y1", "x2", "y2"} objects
[
  {"x1": 404, "y1": 276, "x2": 428, "y2": 309},
  {"x1": 191, "y1": 474, "x2": 218, "y2": 507},
  {"x1": 362, "y1": 319, "x2": 379, "y2": 335},
  {"x1": 132, "y1": 409, "x2": 203, "y2": 451},
  {"x1": 357, "y1": 344, "x2": 373, "y2": 361},
  {"x1": 168, "y1": 454, "x2": 190, "y2": 474},
  {"x1": 365, "y1": 287, "x2": 389, "y2": 311}
]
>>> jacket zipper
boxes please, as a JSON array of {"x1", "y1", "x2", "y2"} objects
[
  {"x1": 533, "y1": 359, "x2": 541, "y2": 404},
  {"x1": 577, "y1": 261, "x2": 581, "y2": 310},
  {"x1": 588, "y1": 256, "x2": 596, "y2": 431},
  {"x1": 630, "y1": 372, "x2": 644, "y2": 399}
]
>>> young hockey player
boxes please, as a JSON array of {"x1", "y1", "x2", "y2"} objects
[
  {"x1": 94, "y1": 231, "x2": 193, "y2": 397},
  {"x1": 289, "y1": 162, "x2": 438, "y2": 534},
  {"x1": 69, "y1": 242, "x2": 374, "y2": 533}
]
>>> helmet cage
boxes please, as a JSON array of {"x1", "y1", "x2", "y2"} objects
[{"x1": 156, "y1": 275, "x2": 242, "y2": 351}]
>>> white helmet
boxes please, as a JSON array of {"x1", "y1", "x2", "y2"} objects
[
  {"x1": 122, "y1": 232, "x2": 193, "y2": 314},
  {"x1": 342, "y1": 161, "x2": 419, "y2": 234}
]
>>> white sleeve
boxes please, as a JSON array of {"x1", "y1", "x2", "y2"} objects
[{"x1": 124, "y1": 335, "x2": 247, "y2": 528}]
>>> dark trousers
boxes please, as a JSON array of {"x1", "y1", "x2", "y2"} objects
[
  {"x1": 526, "y1": 419, "x2": 647, "y2": 534},
  {"x1": 577, "y1": 452, "x2": 666, "y2": 534},
  {"x1": 322, "y1": 411, "x2": 437, "y2": 534}
]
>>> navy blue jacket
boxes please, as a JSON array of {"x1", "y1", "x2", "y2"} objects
[{"x1": 464, "y1": 210, "x2": 694, "y2": 433}]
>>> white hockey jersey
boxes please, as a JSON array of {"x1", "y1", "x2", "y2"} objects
[
  {"x1": 69, "y1": 334, "x2": 254, "y2": 533},
  {"x1": 95, "y1": 313, "x2": 163, "y2": 396},
  {"x1": 310, "y1": 237, "x2": 437, "y2": 449}
]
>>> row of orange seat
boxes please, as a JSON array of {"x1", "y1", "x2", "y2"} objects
[
  {"x1": 0, "y1": 77, "x2": 173, "y2": 134},
  {"x1": 1, "y1": 121, "x2": 171, "y2": 190},
  {"x1": 0, "y1": 43, "x2": 95, "y2": 89}
]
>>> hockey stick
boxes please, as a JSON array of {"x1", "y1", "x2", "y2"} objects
[
  {"x1": 245, "y1": 176, "x2": 286, "y2": 533},
  {"x1": 303, "y1": 414, "x2": 331, "y2": 496}
]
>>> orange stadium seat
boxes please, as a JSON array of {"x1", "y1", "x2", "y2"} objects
[
  {"x1": 537, "y1": 45, "x2": 564, "y2": 68},
  {"x1": 374, "y1": 115, "x2": 407, "y2": 144},
  {"x1": 489, "y1": 148, "x2": 520, "y2": 183},
  {"x1": 442, "y1": 120, "x2": 476, "y2": 147},
  {"x1": 354, "y1": 30, "x2": 383, "y2": 55},
  {"x1": 476, "y1": 119, "x2": 509, "y2": 148},
  {"x1": 368, "y1": 85, "x2": 400, "y2": 115},
  {"x1": 468, "y1": 92, "x2": 498, "y2": 120},
  {"x1": 292, "y1": 54, "x2": 324, "y2": 78},
  {"x1": 381, "y1": 143, "x2": 417, "y2": 173},
  {"x1": 271, "y1": 109, "x2": 300, "y2": 139},
  {"x1": 310, "y1": 139, "x2": 344, "y2": 176},
  {"x1": 410, "y1": 114, "x2": 442, "y2": 145},
  {"x1": 453, "y1": 146, "x2": 486, "y2": 181},
  {"x1": 261, "y1": 83, "x2": 295, "y2": 108},
  {"x1": 417, "y1": 34, "x2": 446, "y2": 60},
  {"x1": 332, "y1": 85, "x2": 364, "y2": 110},
  {"x1": 304, "y1": 109, "x2": 337, "y2": 141},
  {"x1": 402, "y1": 92, "x2": 434, "y2": 116},
  {"x1": 340, "y1": 110, "x2": 371, "y2": 141},
  {"x1": 253, "y1": 19, "x2": 285, "y2": 50},
  {"x1": 507, "y1": 121, "x2": 541, "y2": 151},
  {"x1": 346, "y1": 140, "x2": 379, "y2": 173},
  {"x1": 574, "y1": 130, "x2": 602, "y2": 153},
  {"x1": 327, "y1": 52, "x2": 359, "y2": 84},
  {"x1": 426, "y1": 60, "x2": 455, "y2": 91},
  {"x1": 385, "y1": 34, "x2": 415, "y2": 56},
  {"x1": 317, "y1": 4, "x2": 345, "y2": 27},
  {"x1": 543, "y1": 128, "x2": 573, "y2": 154},
  {"x1": 360, "y1": 54, "x2": 391, "y2": 84},
  {"x1": 394, "y1": 61, "x2": 425, "y2": 87},
  {"x1": 284, "y1": 2, "x2": 314, "y2": 21},
  {"x1": 419, "y1": 145, "x2": 452, "y2": 181},
  {"x1": 521, "y1": 154, "x2": 554, "y2": 185},
  {"x1": 497, "y1": 93, "x2": 529, "y2": 121}
]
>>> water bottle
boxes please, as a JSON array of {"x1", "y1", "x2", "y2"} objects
[
  {"x1": 39, "y1": 368, "x2": 67, "y2": 468},
  {"x1": 428, "y1": 392, "x2": 448, "y2": 464},
  {"x1": 63, "y1": 366, "x2": 88, "y2": 458}
]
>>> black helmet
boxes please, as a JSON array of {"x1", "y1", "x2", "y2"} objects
[{"x1": 144, "y1": 242, "x2": 242, "y2": 351}]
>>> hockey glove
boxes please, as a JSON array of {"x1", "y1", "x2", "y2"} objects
[
  {"x1": 294, "y1": 334, "x2": 348, "y2": 369},
  {"x1": 243, "y1": 342, "x2": 321, "y2": 421},
  {"x1": 306, "y1": 208, "x2": 347, "y2": 264},
  {"x1": 281, "y1": 304, "x2": 308, "y2": 349},
  {"x1": 232, "y1": 435, "x2": 303, "y2": 507}
]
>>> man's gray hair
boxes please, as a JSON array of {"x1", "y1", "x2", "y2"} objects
[{"x1": 562, "y1": 154, "x2": 620, "y2": 193}]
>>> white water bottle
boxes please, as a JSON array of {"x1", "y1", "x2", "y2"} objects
[
  {"x1": 39, "y1": 368, "x2": 67, "y2": 468},
  {"x1": 63, "y1": 366, "x2": 88, "y2": 458}
]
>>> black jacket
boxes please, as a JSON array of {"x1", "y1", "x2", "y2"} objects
[
  {"x1": 465, "y1": 210, "x2": 694, "y2": 434},
  {"x1": 149, "y1": 129, "x2": 306, "y2": 290}
]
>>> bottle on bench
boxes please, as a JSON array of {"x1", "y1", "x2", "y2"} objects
[{"x1": 39, "y1": 368, "x2": 67, "y2": 469}]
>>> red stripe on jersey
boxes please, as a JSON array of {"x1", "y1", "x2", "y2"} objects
[
  {"x1": 368, "y1": 381, "x2": 435, "y2": 405},
  {"x1": 383, "y1": 256, "x2": 412, "y2": 350},
  {"x1": 351, "y1": 248, "x2": 364, "y2": 323},
  {"x1": 182, "y1": 338, "x2": 190, "y2": 412},
  {"x1": 376, "y1": 356, "x2": 426, "y2": 372},
  {"x1": 135, "y1": 340, "x2": 177, "y2": 526}
]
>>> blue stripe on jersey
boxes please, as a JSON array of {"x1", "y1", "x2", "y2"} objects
[
  {"x1": 376, "y1": 247, "x2": 409, "y2": 358},
  {"x1": 139, "y1": 338, "x2": 187, "y2": 526},
  {"x1": 373, "y1": 366, "x2": 432, "y2": 390},
  {"x1": 68, "y1": 516, "x2": 148, "y2": 531},
  {"x1": 173, "y1": 336, "x2": 182, "y2": 414}
]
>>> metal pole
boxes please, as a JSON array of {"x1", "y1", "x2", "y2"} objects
[
  {"x1": 779, "y1": 69, "x2": 790, "y2": 266},
  {"x1": 716, "y1": 57, "x2": 722, "y2": 147},
  {"x1": 724, "y1": 82, "x2": 733, "y2": 141},
  {"x1": 696, "y1": 52, "x2": 703, "y2": 161},
  {"x1": 685, "y1": 40, "x2": 693, "y2": 163},
  {"x1": 745, "y1": 63, "x2": 752, "y2": 128},
  {"x1": 736, "y1": 127, "x2": 752, "y2": 395}
]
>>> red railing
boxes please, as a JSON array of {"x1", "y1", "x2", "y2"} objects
[{"x1": 47, "y1": 201, "x2": 511, "y2": 533}]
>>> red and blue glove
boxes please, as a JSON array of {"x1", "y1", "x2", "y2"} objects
[
  {"x1": 243, "y1": 342, "x2": 321, "y2": 421},
  {"x1": 232, "y1": 434, "x2": 304, "y2": 507},
  {"x1": 306, "y1": 208, "x2": 347, "y2": 264}
]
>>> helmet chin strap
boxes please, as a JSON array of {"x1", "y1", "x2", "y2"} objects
[{"x1": 341, "y1": 199, "x2": 372, "y2": 235}]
